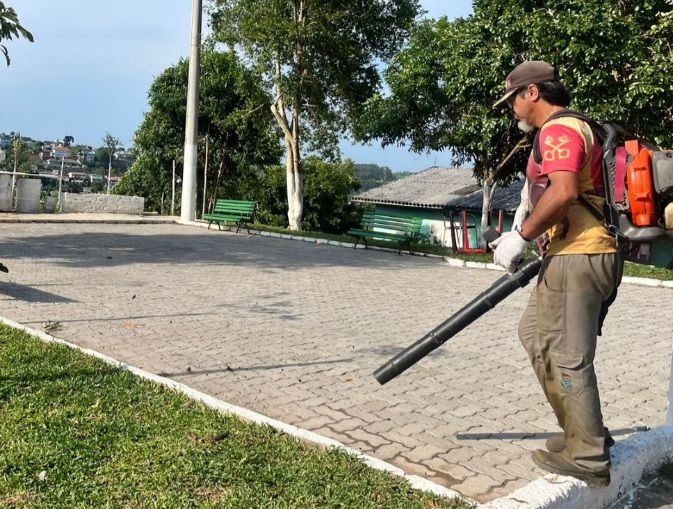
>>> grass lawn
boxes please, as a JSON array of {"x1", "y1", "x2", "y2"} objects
[
  {"x1": 248, "y1": 223, "x2": 673, "y2": 280},
  {"x1": 0, "y1": 326, "x2": 471, "y2": 509}
]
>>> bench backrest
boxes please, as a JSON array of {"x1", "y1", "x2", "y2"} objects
[
  {"x1": 212, "y1": 199, "x2": 256, "y2": 217},
  {"x1": 360, "y1": 211, "x2": 423, "y2": 234}
]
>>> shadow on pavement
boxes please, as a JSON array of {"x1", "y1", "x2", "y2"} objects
[
  {"x1": 356, "y1": 343, "x2": 455, "y2": 360},
  {"x1": 158, "y1": 358, "x2": 355, "y2": 378},
  {"x1": 456, "y1": 426, "x2": 650, "y2": 441},
  {"x1": 0, "y1": 281, "x2": 79, "y2": 303},
  {"x1": 0, "y1": 226, "x2": 439, "y2": 271},
  {"x1": 21, "y1": 311, "x2": 225, "y2": 326}
]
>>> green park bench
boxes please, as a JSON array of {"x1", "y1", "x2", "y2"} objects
[
  {"x1": 203, "y1": 199, "x2": 256, "y2": 233},
  {"x1": 347, "y1": 211, "x2": 424, "y2": 255}
]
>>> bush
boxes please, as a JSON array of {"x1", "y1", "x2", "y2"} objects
[{"x1": 241, "y1": 157, "x2": 362, "y2": 234}]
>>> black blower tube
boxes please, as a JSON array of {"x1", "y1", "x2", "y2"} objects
[{"x1": 373, "y1": 256, "x2": 542, "y2": 385}]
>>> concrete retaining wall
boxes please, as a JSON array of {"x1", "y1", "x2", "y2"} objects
[{"x1": 61, "y1": 193, "x2": 144, "y2": 214}]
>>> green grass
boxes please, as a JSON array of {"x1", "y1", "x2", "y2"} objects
[
  {"x1": 623, "y1": 261, "x2": 673, "y2": 280},
  {"x1": 0, "y1": 326, "x2": 470, "y2": 509}
]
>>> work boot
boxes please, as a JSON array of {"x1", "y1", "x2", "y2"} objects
[
  {"x1": 545, "y1": 427, "x2": 615, "y2": 453},
  {"x1": 531, "y1": 449, "x2": 610, "y2": 487}
]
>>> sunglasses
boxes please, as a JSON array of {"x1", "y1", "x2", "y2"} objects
[
  {"x1": 505, "y1": 86, "x2": 530, "y2": 110},
  {"x1": 505, "y1": 88, "x2": 523, "y2": 109}
]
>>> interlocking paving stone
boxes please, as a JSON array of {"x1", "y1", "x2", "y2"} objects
[{"x1": 0, "y1": 222, "x2": 670, "y2": 502}]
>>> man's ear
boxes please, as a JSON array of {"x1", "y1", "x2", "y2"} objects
[{"x1": 527, "y1": 84, "x2": 540, "y2": 102}]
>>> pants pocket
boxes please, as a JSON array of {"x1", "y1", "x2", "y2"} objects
[
  {"x1": 536, "y1": 286, "x2": 564, "y2": 333},
  {"x1": 549, "y1": 350, "x2": 586, "y2": 394},
  {"x1": 536, "y1": 257, "x2": 566, "y2": 333}
]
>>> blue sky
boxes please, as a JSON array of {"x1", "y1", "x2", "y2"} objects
[{"x1": 2, "y1": 1, "x2": 473, "y2": 172}]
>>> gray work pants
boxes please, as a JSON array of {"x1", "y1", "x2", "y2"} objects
[{"x1": 518, "y1": 252, "x2": 623, "y2": 473}]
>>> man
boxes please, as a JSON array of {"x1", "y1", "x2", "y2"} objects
[{"x1": 490, "y1": 61, "x2": 623, "y2": 487}]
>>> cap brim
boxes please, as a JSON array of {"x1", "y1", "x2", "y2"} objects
[{"x1": 492, "y1": 88, "x2": 518, "y2": 109}]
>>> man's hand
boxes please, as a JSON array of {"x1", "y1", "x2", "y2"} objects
[{"x1": 489, "y1": 230, "x2": 529, "y2": 273}]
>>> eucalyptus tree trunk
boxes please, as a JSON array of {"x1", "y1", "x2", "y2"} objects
[
  {"x1": 511, "y1": 178, "x2": 530, "y2": 231},
  {"x1": 480, "y1": 135, "x2": 533, "y2": 245},
  {"x1": 479, "y1": 175, "x2": 497, "y2": 247},
  {"x1": 285, "y1": 123, "x2": 303, "y2": 230},
  {"x1": 271, "y1": 90, "x2": 304, "y2": 231},
  {"x1": 270, "y1": 0, "x2": 305, "y2": 231}
]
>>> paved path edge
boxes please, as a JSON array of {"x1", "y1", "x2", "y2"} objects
[
  {"x1": 441, "y1": 257, "x2": 673, "y2": 289},
  {"x1": 0, "y1": 215, "x2": 667, "y2": 289},
  {"x1": 479, "y1": 425, "x2": 673, "y2": 509},
  {"x1": 0, "y1": 315, "x2": 466, "y2": 503},
  {"x1": 180, "y1": 220, "x2": 673, "y2": 290},
  {"x1": 0, "y1": 217, "x2": 176, "y2": 224}
]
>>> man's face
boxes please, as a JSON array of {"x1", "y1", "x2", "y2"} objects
[
  {"x1": 507, "y1": 84, "x2": 537, "y2": 130},
  {"x1": 504, "y1": 87, "x2": 523, "y2": 112}
]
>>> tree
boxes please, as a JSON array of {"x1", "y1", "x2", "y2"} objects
[
  {"x1": 210, "y1": 0, "x2": 420, "y2": 230},
  {"x1": 6, "y1": 136, "x2": 27, "y2": 172},
  {"x1": 27, "y1": 140, "x2": 42, "y2": 154},
  {"x1": 63, "y1": 135, "x2": 74, "y2": 147},
  {"x1": 0, "y1": 2, "x2": 33, "y2": 66},
  {"x1": 354, "y1": 163, "x2": 396, "y2": 192},
  {"x1": 248, "y1": 157, "x2": 361, "y2": 233},
  {"x1": 5, "y1": 136, "x2": 30, "y2": 195},
  {"x1": 102, "y1": 133, "x2": 119, "y2": 194},
  {"x1": 95, "y1": 147, "x2": 111, "y2": 167},
  {"x1": 357, "y1": 0, "x2": 673, "y2": 243},
  {"x1": 114, "y1": 50, "x2": 280, "y2": 213}
]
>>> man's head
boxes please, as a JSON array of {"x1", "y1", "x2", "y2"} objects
[{"x1": 493, "y1": 60, "x2": 570, "y2": 129}]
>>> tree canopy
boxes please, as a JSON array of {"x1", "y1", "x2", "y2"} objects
[
  {"x1": 355, "y1": 0, "x2": 673, "y2": 242},
  {"x1": 209, "y1": 0, "x2": 420, "y2": 229},
  {"x1": 0, "y1": 2, "x2": 32, "y2": 66},
  {"x1": 354, "y1": 163, "x2": 397, "y2": 191},
  {"x1": 115, "y1": 50, "x2": 280, "y2": 213},
  {"x1": 358, "y1": 0, "x2": 673, "y2": 185}
]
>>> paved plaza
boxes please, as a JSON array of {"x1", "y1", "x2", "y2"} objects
[{"x1": 0, "y1": 222, "x2": 670, "y2": 502}]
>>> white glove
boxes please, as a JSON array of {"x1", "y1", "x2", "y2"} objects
[{"x1": 489, "y1": 230, "x2": 529, "y2": 273}]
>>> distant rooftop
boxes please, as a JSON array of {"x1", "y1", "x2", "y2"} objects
[{"x1": 352, "y1": 166, "x2": 524, "y2": 212}]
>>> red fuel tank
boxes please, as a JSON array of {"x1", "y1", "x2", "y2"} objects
[{"x1": 626, "y1": 140, "x2": 657, "y2": 226}]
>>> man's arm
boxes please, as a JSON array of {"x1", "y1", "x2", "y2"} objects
[{"x1": 519, "y1": 170, "x2": 579, "y2": 241}]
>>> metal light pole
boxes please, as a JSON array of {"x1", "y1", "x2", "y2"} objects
[
  {"x1": 180, "y1": 0, "x2": 202, "y2": 222},
  {"x1": 57, "y1": 156, "x2": 64, "y2": 211},
  {"x1": 668, "y1": 350, "x2": 673, "y2": 425},
  {"x1": 10, "y1": 132, "x2": 20, "y2": 204},
  {"x1": 202, "y1": 133, "x2": 209, "y2": 217},
  {"x1": 107, "y1": 155, "x2": 112, "y2": 194},
  {"x1": 171, "y1": 159, "x2": 176, "y2": 216}
]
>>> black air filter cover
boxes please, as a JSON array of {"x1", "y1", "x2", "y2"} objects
[{"x1": 652, "y1": 150, "x2": 673, "y2": 199}]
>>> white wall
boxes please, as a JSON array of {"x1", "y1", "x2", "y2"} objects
[{"x1": 61, "y1": 193, "x2": 144, "y2": 214}]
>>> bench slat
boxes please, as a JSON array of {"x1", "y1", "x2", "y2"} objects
[
  {"x1": 205, "y1": 199, "x2": 256, "y2": 233},
  {"x1": 347, "y1": 211, "x2": 424, "y2": 253},
  {"x1": 213, "y1": 203, "x2": 255, "y2": 210}
]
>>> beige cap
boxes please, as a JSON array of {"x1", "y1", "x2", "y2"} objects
[{"x1": 493, "y1": 60, "x2": 558, "y2": 108}]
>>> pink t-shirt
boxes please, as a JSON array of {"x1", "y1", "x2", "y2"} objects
[{"x1": 526, "y1": 116, "x2": 616, "y2": 256}]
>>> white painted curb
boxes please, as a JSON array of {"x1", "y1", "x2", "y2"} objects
[
  {"x1": 179, "y1": 220, "x2": 445, "y2": 257},
  {"x1": 443, "y1": 257, "x2": 673, "y2": 289},
  {"x1": 4, "y1": 217, "x2": 671, "y2": 505},
  {"x1": 479, "y1": 426, "x2": 673, "y2": 509},
  {"x1": 180, "y1": 220, "x2": 673, "y2": 289},
  {"x1": 621, "y1": 275, "x2": 673, "y2": 289},
  {"x1": 3, "y1": 312, "x2": 672, "y2": 508},
  {"x1": 180, "y1": 221, "x2": 673, "y2": 506},
  {"x1": 0, "y1": 315, "x2": 463, "y2": 502}
]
